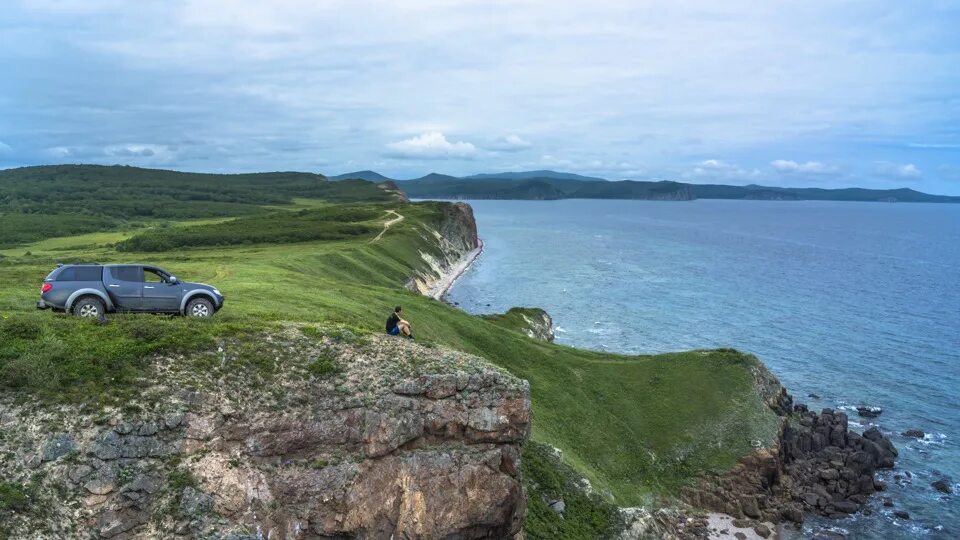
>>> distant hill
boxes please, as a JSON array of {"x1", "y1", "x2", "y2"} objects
[
  {"x1": 411, "y1": 172, "x2": 462, "y2": 183},
  {"x1": 693, "y1": 184, "x2": 960, "y2": 203},
  {"x1": 463, "y1": 170, "x2": 606, "y2": 182},
  {"x1": 0, "y1": 165, "x2": 395, "y2": 247},
  {"x1": 401, "y1": 177, "x2": 695, "y2": 201},
  {"x1": 328, "y1": 170, "x2": 395, "y2": 182},
  {"x1": 322, "y1": 168, "x2": 960, "y2": 203}
]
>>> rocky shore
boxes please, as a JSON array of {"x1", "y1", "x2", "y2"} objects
[{"x1": 686, "y1": 386, "x2": 898, "y2": 532}]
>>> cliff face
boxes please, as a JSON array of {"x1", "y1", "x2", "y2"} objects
[
  {"x1": 0, "y1": 331, "x2": 530, "y2": 539},
  {"x1": 376, "y1": 180, "x2": 410, "y2": 203},
  {"x1": 685, "y1": 363, "x2": 897, "y2": 527},
  {"x1": 406, "y1": 202, "x2": 481, "y2": 298}
]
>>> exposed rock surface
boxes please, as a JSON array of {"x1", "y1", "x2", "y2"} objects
[
  {"x1": 376, "y1": 180, "x2": 410, "y2": 203},
  {"x1": 515, "y1": 308, "x2": 554, "y2": 342},
  {"x1": 0, "y1": 330, "x2": 530, "y2": 539},
  {"x1": 685, "y1": 368, "x2": 897, "y2": 527},
  {"x1": 484, "y1": 307, "x2": 555, "y2": 342},
  {"x1": 406, "y1": 202, "x2": 482, "y2": 298}
]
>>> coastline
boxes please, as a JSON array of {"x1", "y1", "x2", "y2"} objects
[{"x1": 426, "y1": 239, "x2": 484, "y2": 301}]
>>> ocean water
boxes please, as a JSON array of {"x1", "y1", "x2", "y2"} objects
[{"x1": 445, "y1": 199, "x2": 960, "y2": 539}]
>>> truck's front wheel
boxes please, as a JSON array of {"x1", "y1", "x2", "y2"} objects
[
  {"x1": 72, "y1": 296, "x2": 105, "y2": 319},
  {"x1": 186, "y1": 297, "x2": 214, "y2": 318}
]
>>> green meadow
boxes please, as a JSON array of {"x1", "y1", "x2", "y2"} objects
[{"x1": 0, "y1": 165, "x2": 780, "y2": 537}]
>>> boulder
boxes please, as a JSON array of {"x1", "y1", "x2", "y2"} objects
[
  {"x1": 901, "y1": 429, "x2": 925, "y2": 439},
  {"x1": 856, "y1": 406, "x2": 882, "y2": 418},
  {"x1": 932, "y1": 479, "x2": 952, "y2": 494},
  {"x1": 40, "y1": 433, "x2": 76, "y2": 462}
]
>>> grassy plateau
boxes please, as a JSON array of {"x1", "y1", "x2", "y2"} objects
[{"x1": 0, "y1": 165, "x2": 780, "y2": 538}]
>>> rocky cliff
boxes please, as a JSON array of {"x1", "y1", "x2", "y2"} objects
[
  {"x1": 685, "y1": 363, "x2": 897, "y2": 530},
  {"x1": 482, "y1": 308, "x2": 555, "y2": 342},
  {"x1": 0, "y1": 329, "x2": 530, "y2": 539},
  {"x1": 405, "y1": 202, "x2": 481, "y2": 298}
]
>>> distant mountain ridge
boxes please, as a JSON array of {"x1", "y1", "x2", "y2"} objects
[
  {"x1": 327, "y1": 170, "x2": 395, "y2": 182},
  {"x1": 327, "y1": 169, "x2": 960, "y2": 203},
  {"x1": 464, "y1": 170, "x2": 606, "y2": 182}
]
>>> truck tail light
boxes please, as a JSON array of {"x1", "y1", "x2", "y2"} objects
[{"x1": 41, "y1": 282, "x2": 53, "y2": 293}]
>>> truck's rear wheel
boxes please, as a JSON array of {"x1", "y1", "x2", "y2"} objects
[
  {"x1": 186, "y1": 297, "x2": 214, "y2": 318},
  {"x1": 72, "y1": 296, "x2": 105, "y2": 319}
]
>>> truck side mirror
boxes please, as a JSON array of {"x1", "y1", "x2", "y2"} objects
[{"x1": 168, "y1": 275, "x2": 179, "y2": 284}]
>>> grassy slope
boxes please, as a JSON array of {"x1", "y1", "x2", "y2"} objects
[{"x1": 0, "y1": 167, "x2": 780, "y2": 515}]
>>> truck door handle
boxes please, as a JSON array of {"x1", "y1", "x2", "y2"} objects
[{"x1": 109, "y1": 284, "x2": 120, "y2": 288}]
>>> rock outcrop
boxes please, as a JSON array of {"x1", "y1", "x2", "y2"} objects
[
  {"x1": 0, "y1": 330, "x2": 530, "y2": 539},
  {"x1": 376, "y1": 180, "x2": 410, "y2": 203},
  {"x1": 406, "y1": 202, "x2": 482, "y2": 298},
  {"x1": 515, "y1": 308, "x2": 554, "y2": 342},
  {"x1": 483, "y1": 307, "x2": 555, "y2": 342},
  {"x1": 685, "y1": 371, "x2": 897, "y2": 526}
]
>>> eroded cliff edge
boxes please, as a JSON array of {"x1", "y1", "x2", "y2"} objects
[
  {"x1": 684, "y1": 361, "x2": 898, "y2": 530},
  {"x1": 0, "y1": 329, "x2": 530, "y2": 539},
  {"x1": 405, "y1": 202, "x2": 481, "y2": 299}
]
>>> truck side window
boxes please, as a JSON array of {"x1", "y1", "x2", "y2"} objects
[
  {"x1": 75, "y1": 266, "x2": 102, "y2": 281},
  {"x1": 111, "y1": 266, "x2": 143, "y2": 282},
  {"x1": 144, "y1": 269, "x2": 166, "y2": 283}
]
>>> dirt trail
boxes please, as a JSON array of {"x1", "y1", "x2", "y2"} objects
[{"x1": 371, "y1": 209, "x2": 404, "y2": 242}]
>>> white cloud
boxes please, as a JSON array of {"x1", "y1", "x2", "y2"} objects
[
  {"x1": 0, "y1": 141, "x2": 12, "y2": 155},
  {"x1": 385, "y1": 132, "x2": 477, "y2": 160},
  {"x1": 46, "y1": 146, "x2": 77, "y2": 158},
  {"x1": 104, "y1": 144, "x2": 164, "y2": 157},
  {"x1": 5, "y1": 0, "x2": 960, "y2": 191},
  {"x1": 908, "y1": 143, "x2": 960, "y2": 149},
  {"x1": 688, "y1": 159, "x2": 760, "y2": 181},
  {"x1": 486, "y1": 134, "x2": 532, "y2": 152},
  {"x1": 876, "y1": 162, "x2": 922, "y2": 179},
  {"x1": 770, "y1": 160, "x2": 839, "y2": 175}
]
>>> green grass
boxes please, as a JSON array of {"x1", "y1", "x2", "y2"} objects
[
  {"x1": 0, "y1": 477, "x2": 43, "y2": 539},
  {"x1": 0, "y1": 165, "x2": 397, "y2": 246},
  {"x1": 116, "y1": 205, "x2": 386, "y2": 251},
  {"x1": 482, "y1": 307, "x2": 549, "y2": 333},
  {"x1": 0, "y1": 311, "x2": 267, "y2": 403},
  {"x1": 0, "y1": 169, "x2": 780, "y2": 524},
  {"x1": 522, "y1": 442, "x2": 619, "y2": 539}
]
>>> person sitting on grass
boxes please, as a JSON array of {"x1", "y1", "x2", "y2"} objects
[{"x1": 386, "y1": 305, "x2": 414, "y2": 339}]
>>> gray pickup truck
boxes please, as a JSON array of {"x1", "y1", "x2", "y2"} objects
[{"x1": 37, "y1": 263, "x2": 224, "y2": 318}]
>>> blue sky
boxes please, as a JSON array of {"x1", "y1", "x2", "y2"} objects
[{"x1": 1, "y1": 1, "x2": 959, "y2": 193}]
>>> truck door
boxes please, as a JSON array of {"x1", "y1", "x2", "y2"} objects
[
  {"x1": 104, "y1": 265, "x2": 143, "y2": 310},
  {"x1": 142, "y1": 267, "x2": 182, "y2": 312}
]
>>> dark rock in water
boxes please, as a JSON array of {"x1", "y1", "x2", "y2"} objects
[
  {"x1": 882, "y1": 497, "x2": 893, "y2": 507},
  {"x1": 732, "y1": 518, "x2": 751, "y2": 528},
  {"x1": 856, "y1": 406, "x2": 882, "y2": 418},
  {"x1": 686, "y1": 391, "x2": 898, "y2": 526},
  {"x1": 932, "y1": 479, "x2": 953, "y2": 494},
  {"x1": 734, "y1": 533, "x2": 747, "y2": 540},
  {"x1": 902, "y1": 429, "x2": 925, "y2": 439},
  {"x1": 808, "y1": 393, "x2": 821, "y2": 399},
  {"x1": 831, "y1": 500, "x2": 858, "y2": 514},
  {"x1": 754, "y1": 524, "x2": 771, "y2": 538},
  {"x1": 894, "y1": 510, "x2": 911, "y2": 520}
]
